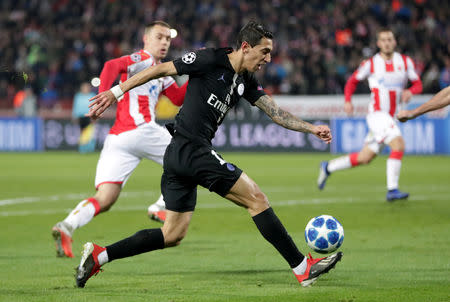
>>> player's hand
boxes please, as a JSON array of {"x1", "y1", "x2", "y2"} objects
[
  {"x1": 397, "y1": 109, "x2": 414, "y2": 122},
  {"x1": 344, "y1": 102, "x2": 354, "y2": 116},
  {"x1": 86, "y1": 90, "x2": 117, "y2": 120},
  {"x1": 312, "y1": 125, "x2": 332, "y2": 144},
  {"x1": 401, "y1": 89, "x2": 413, "y2": 103}
]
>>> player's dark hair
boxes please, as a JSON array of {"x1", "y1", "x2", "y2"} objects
[
  {"x1": 145, "y1": 21, "x2": 171, "y2": 34},
  {"x1": 376, "y1": 27, "x2": 395, "y2": 39},
  {"x1": 236, "y1": 20, "x2": 273, "y2": 49}
]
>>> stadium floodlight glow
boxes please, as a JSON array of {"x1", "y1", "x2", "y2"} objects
[
  {"x1": 91, "y1": 77, "x2": 101, "y2": 87},
  {"x1": 170, "y1": 29, "x2": 178, "y2": 39}
]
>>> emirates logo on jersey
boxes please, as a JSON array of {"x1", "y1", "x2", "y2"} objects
[{"x1": 182, "y1": 52, "x2": 196, "y2": 64}]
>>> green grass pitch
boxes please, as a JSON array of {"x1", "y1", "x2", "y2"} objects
[{"x1": 0, "y1": 152, "x2": 449, "y2": 302}]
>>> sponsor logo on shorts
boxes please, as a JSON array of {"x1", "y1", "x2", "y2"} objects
[{"x1": 226, "y1": 163, "x2": 235, "y2": 171}]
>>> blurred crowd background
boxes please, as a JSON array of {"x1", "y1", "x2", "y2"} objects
[{"x1": 1, "y1": 0, "x2": 449, "y2": 112}]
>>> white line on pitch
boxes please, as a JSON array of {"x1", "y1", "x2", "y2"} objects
[
  {"x1": 1, "y1": 183, "x2": 448, "y2": 207},
  {"x1": 0, "y1": 195, "x2": 447, "y2": 217}
]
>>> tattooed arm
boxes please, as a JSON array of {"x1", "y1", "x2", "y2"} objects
[{"x1": 255, "y1": 95, "x2": 332, "y2": 143}]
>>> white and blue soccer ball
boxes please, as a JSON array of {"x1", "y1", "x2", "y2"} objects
[{"x1": 304, "y1": 215, "x2": 344, "y2": 254}]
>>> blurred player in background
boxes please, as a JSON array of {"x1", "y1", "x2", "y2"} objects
[
  {"x1": 75, "y1": 20, "x2": 342, "y2": 289},
  {"x1": 52, "y1": 21, "x2": 187, "y2": 258},
  {"x1": 317, "y1": 28, "x2": 422, "y2": 201},
  {"x1": 397, "y1": 85, "x2": 450, "y2": 122},
  {"x1": 72, "y1": 82, "x2": 96, "y2": 153}
]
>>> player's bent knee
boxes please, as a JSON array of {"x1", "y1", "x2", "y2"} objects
[
  {"x1": 248, "y1": 190, "x2": 270, "y2": 213},
  {"x1": 96, "y1": 198, "x2": 115, "y2": 213},
  {"x1": 389, "y1": 137, "x2": 405, "y2": 151},
  {"x1": 94, "y1": 184, "x2": 121, "y2": 212},
  {"x1": 255, "y1": 191, "x2": 269, "y2": 206},
  {"x1": 161, "y1": 224, "x2": 189, "y2": 248},
  {"x1": 358, "y1": 152, "x2": 376, "y2": 165},
  {"x1": 359, "y1": 157, "x2": 373, "y2": 165},
  {"x1": 163, "y1": 233, "x2": 185, "y2": 247},
  {"x1": 391, "y1": 146, "x2": 405, "y2": 153}
]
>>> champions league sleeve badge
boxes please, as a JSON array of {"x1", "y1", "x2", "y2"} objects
[
  {"x1": 130, "y1": 53, "x2": 142, "y2": 62},
  {"x1": 182, "y1": 52, "x2": 196, "y2": 64}
]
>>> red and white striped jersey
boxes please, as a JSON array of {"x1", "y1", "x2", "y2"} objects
[
  {"x1": 345, "y1": 52, "x2": 422, "y2": 116},
  {"x1": 99, "y1": 50, "x2": 183, "y2": 135}
]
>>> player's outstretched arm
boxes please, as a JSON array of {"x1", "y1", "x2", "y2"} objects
[
  {"x1": 397, "y1": 86, "x2": 450, "y2": 122},
  {"x1": 255, "y1": 95, "x2": 332, "y2": 144},
  {"x1": 87, "y1": 62, "x2": 178, "y2": 119}
]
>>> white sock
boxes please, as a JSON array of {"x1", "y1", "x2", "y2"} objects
[
  {"x1": 155, "y1": 194, "x2": 166, "y2": 208},
  {"x1": 327, "y1": 155, "x2": 352, "y2": 173},
  {"x1": 387, "y1": 158, "x2": 402, "y2": 190},
  {"x1": 63, "y1": 199, "x2": 98, "y2": 231},
  {"x1": 97, "y1": 250, "x2": 109, "y2": 265},
  {"x1": 292, "y1": 257, "x2": 308, "y2": 275}
]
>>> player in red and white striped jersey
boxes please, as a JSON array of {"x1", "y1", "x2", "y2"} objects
[
  {"x1": 318, "y1": 28, "x2": 422, "y2": 201},
  {"x1": 52, "y1": 21, "x2": 187, "y2": 258}
]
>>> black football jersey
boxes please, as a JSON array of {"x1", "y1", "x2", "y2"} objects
[{"x1": 172, "y1": 47, "x2": 266, "y2": 144}]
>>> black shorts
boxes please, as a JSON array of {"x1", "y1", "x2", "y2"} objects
[{"x1": 161, "y1": 135, "x2": 242, "y2": 212}]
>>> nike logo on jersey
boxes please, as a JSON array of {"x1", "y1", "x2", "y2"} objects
[{"x1": 217, "y1": 74, "x2": 226, "y2": 82}]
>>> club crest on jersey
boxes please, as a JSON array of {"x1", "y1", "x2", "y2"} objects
[
  {"x1": 130, "y1": 53, "x2": 142, "y2": 62},
  {"x1": 237, "y1": 83, "x2": 244, "y2": 96},
  {"x1": 148, "y1": 84, "x2": 159, "y2": 97},
  {"x1": 182, "y1": 52, "x2": 196, "y2": 64}
]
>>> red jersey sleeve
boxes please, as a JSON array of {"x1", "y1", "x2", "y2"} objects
[
  {"x1": 98, "y1": 57, "x2": 129, "y2": 93},
  {"x1": 161, "y1": 81, "x2": 188, "y2": 107},
  {"x1": 344, "y1": 71, "x2": 360, "y2": 103},
  {"x1": 408, "y1": 79, "x2": 423, "y2": 95},
  {"x1": 403, "y1": 55, "x2": 423, "y2": 95},
  {"x1": 344, "y1": 59, "x2": 371, "y2": 103}
]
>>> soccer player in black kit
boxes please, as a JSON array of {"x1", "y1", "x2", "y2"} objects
[{"x1": 77, "y1": 21, "x2": 342, "y2": 288}]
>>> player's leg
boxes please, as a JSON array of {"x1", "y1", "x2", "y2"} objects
[
  {"x1": 52, "y1": 133, "x2": 140, "y2": 257},
  {"x1": 225, "y1": 173, "x2": 342, "y2": 286},
  {"x1": 199, "y1": 147, "x2": 341, "y2": 285},
  {"x1": 327, "y1": 145, "x2": 377, "y2": 172},
  {"x1": 317, "y1": 145, "x2": 377, "y2": 190},
  {"x1": 318, "y1": 112, "x2": 388, "y2": 190},
  {"x1": 138, "y1": 122, "x2": 173, "y2": 223},
  {"x1": 365, "y1": 112, "x2": 408, "y2": 201},
  {"x1": 76, "y1": 209, "x2": 193, "y2": 288},
  {"x1": 386, "y1": 136, "x2": 409, "y2": 201},
  {"x1": 76, "y1": 142, "x2": 198, "y2": 288}
]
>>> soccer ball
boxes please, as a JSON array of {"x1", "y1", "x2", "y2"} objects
[{"x1": 304, "y1": 215, "x2": 344, "y2": 254}]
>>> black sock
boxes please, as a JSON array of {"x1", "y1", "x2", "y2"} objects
[
  {"x1": 252, "y1": 207, "x2": 304, "y2": 268},
  {"x1": 106, "y1": 228, "x2": 165, "y2": 261}
]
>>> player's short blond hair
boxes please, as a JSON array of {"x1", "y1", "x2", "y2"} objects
[
  {"x1": 376, "y1": 28, "x2": 395, "y2": 40},
  {"x1": 144, "y1": 21, "x2": 171, "y2": 34}
]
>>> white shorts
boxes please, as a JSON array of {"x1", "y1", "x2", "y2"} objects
[
  {"x1": 364, "y1": 111, "x2": 402, "y2": 154},
  {"x1": 95, "y1": 122, "x2": 172, "y2": 189}
]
